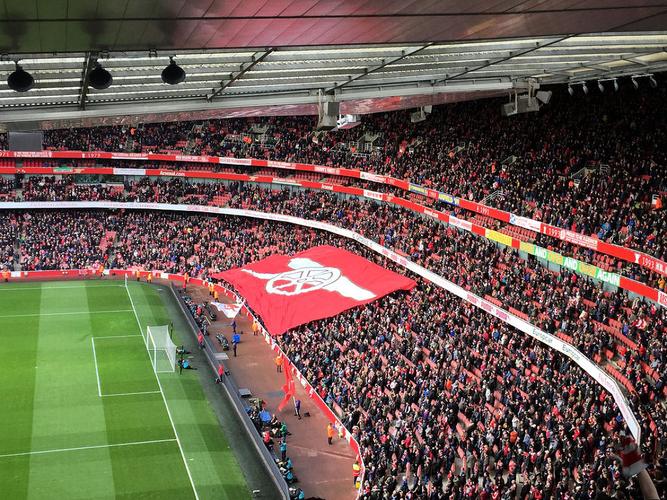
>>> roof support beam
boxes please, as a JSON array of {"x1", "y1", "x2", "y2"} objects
[
  {"x1": 437, "y1": 36, "x2": 572, "y2": 83},
  {"x1": 537, "y1": 61, "x2": 667, "y2": 84},
  {"x1": 326, "y1": 43, "x2": 433, "y2": 93},
  {"x1": 78, "y1": 52, "x2": 96, "y2": 110},
  {"x1": 624, "y1": 57, "x2": 650, "y2": 66},
  {"x1": 206, "y1": 48, "x2": 273, "y2": 101},
  {"x1": 0, "y1": 79, "x2": 525, "y2": 130},
  {"x1": 579, "y1": 63, "x2": 612, "y2": 73},
  {"x1": 534, "y1": 48, "x2": 667, "y2": 82}
]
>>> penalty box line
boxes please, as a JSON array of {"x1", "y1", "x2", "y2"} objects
[
  {"x1": 101, "y1": 391, "x2": 161, "y2": 397},
  {"x1": 0, "y1": 438, "x2": 177, "y2": 459}
]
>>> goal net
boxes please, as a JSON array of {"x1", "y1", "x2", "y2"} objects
[{"x1": 146, "y1": 325, "x2": 177, "y2": 373}]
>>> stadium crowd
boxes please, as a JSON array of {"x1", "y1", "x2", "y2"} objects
[
  {"x1": 2, "y1": 178, "x2": 666, "y2": 414},
  {"x1": 0, "y1": 87, "x2": 663, "y2": 498},
  {"x1": 38, "y1": 86, "x2": 666, "y2": 264},
  {"x1": 0, "y1": 184, "x2": 664, "y2": 497},
  {"x1": 1, "y1": 173, "x2": 663, "y2": 290}
]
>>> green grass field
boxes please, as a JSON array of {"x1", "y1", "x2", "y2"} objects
[{"x1": 0, "y1": 279, "x2": 250, "y2": 500}]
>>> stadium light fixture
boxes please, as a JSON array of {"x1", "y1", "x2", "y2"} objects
[
  {"x1": 161, "y1": 57, "x2": 186, "y2": 85},
  {"x1": 88, "y1": 62, "x2": 113, "y2": 90},
  {"x1": 613, "y1": 79, "x2": 619, "y2": 92},
  {"x1": 567, "y1": 84, "x2": 574, "y2": 96},
  {"x1": 597, "y1": 81, "x2": 604, "y2": 93},
  {"x1": 581, "y1": 82, "x2": 588, "y2": 95},
  {"x1": 632, "y1": 77, "x2": 639, "y2": 89},
  {"x1": 7, "y1": 62, "x2": 34, "y2": 92},
  {"x1": 649, "y1": 75, "x2": 657, "y2": 88}
]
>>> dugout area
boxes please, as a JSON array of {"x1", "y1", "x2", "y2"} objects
[{"x1": 0, "y1": 279, "x2": 278, "y2": 499}]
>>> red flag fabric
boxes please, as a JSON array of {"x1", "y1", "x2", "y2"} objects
[
  {"x1": 219, "y1": 245, "x2": 416, "y2": 335},
  {"x1": 277, "y1": 360, "x2": 295, "y2": 412}
]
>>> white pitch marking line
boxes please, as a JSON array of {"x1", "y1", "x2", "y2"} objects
[
  {"x1": 91, "y1": 337, "x2": 102, "y2": 398},
  {"x1": 101, "y1": 391, "x2": 161, "y2": 397},
  {"x1": 93, "y1": 334, "x2": 143, "y2": 339},
  {"x1": 0, "y1": 309, "x2": 133, "y2": 319},
  {"x1": 124, "y1": 281, "x2": 199, "y2": 500},
  {"x1": 0, "y1": 438, "x2": 177, "y2": 459}
]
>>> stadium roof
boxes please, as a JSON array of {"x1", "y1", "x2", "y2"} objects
[{"x1": 0, "y1": 1, "x2": 666, "y2": 128}]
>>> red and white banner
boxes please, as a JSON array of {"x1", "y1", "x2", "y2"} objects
[
  {"x1": 219, "y1": 245, "x2": 416, "y2": 335},
  {"x1": 211, "y1": 301, "x2": 243, "y2": 319}
]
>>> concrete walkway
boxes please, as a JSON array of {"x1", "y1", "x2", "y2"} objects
[{"x1": 189, "y1": 285, "x2": 357, "y2": 500}]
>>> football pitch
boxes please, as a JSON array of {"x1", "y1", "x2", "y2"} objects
[{"x1": 0, "y1": 279, "x2": 250, "y2": 499}]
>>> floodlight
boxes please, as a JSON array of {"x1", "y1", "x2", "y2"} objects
[
  {"x1": 161, "y1": 57, "x2": 186, "y2": 85},
  {"x1": 89, "y1": 63, "x2": 113, "y2": 90},
  {"x1": 7, "y1": 63, "x2": 34, "y2": 92}
]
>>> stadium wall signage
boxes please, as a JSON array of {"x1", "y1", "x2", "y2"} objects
[
  {"x1": 0, "y1": 163, "x2": 663, "y2": 308},
  {"x1": 0, "y1": 200, "x2": 642, "y2": 445},
  {"x1": 0, "y1": 150, "x2": 664, "y2": 278}
]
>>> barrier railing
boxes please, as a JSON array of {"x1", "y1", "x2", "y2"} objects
[
  {"x1": 185, "y1": 276, "x2": 367, "y2": 497},
  {"x1": 0, "y1": 200, "x2": 642, "y2": 447},
  {"x1": 1, "y1": 149, "x2": 664, "y2": 277},
  {"x1": 0, "y1": 163, "x2": 664, "y2": 308},
  {"x1": 166, "y1": 279, "x2": 290, "y2": 500}
]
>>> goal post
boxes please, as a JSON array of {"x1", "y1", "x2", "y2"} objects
[{"x1": 146, "y1": 325, "x2": 177, "y2": 373}]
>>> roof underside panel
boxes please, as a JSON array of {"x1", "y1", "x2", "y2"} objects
[
  {"x1": 2, "y1": 0, "x2": 667, "y2": 51},
  {"x1": 0, "y1": 1, "x2": 665, "y2": 127}
]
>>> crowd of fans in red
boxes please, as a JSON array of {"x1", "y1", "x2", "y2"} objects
[
  {"x1": 0, "y1": 181, "x2": 665, "y2": 498},
  {"x1": 37, "y1": 86, "x2": 666, "y2": 265},
  {"x1": 0, "y1": 87, "x2": 665, "y2": 498},
  {"x1": 3, "y1": 162, "x2": 664, "y2": 291}
]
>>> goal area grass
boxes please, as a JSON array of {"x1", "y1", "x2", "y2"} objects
[{"x1": 0, "y1": 279, "x2": 250, "y2": 499}]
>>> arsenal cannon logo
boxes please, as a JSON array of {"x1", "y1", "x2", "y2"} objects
[{"x1": 242, "y1": 257, "x2": 376, "y2": 300}]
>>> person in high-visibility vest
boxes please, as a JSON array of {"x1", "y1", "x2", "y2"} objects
[
  {"x1": 213, "y1": 289, "x2": 219, "y2": 301},
  {"x1": 2, "y1": 269, "x2": 9, "y2": 282},
  {"x1": 147, "y1": 271, "x2": 153, "y2": 284},
  {"x1": 252, "y1": 320, "x2": 259, "y2": 336},
  {"x1": 183, "y1": 272, "x2": 189, "y2": 289},
  {"x1": 208, "y1": 282, "x2": 214, "y2": 296},
  {"x1": 275, "y1": 355, "x2": 283, "y2": 373},
  {"x1": 327, "y1": 423, "x2": 334, "y2": 445},
  {"x1": 134, "y1": 269, "x2": 140, "y2": 281},
  {"x1": 352, "y1": 460, "x2": 361, "y2": 486}
]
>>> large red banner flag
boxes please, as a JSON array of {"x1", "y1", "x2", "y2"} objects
[{"x1": 219, "y1": 245, "x2": 416, "y2": 335}]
